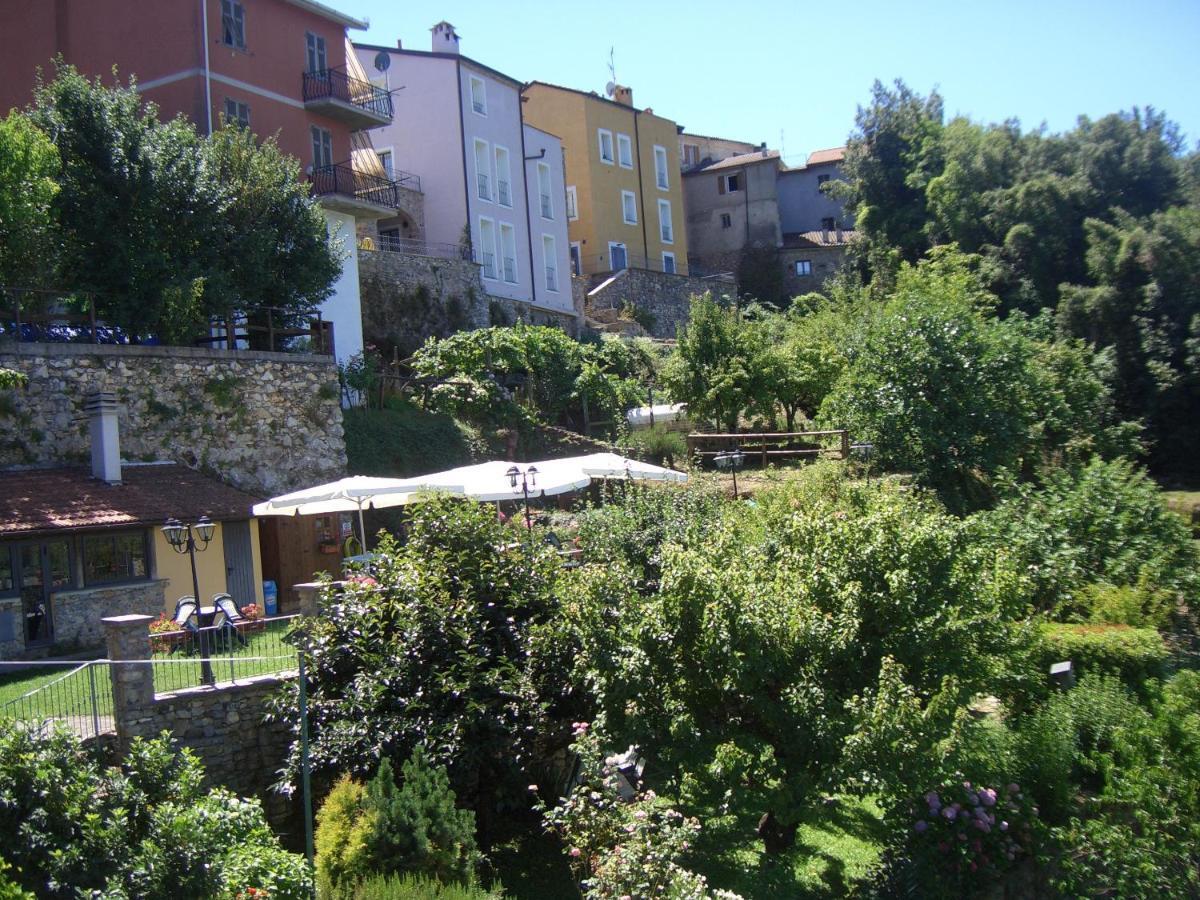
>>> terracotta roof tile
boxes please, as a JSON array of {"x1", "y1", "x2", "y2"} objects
[
  {"x1": 690, "y1": 149, "x2": 781, "y2": 173},
  {"x1": 806, "y1": 147, "x2": 846, "y2": 166},
  {"x1": 0, "y1": 464, "x2": 262, "y2": 538},
  {"x1": 784, "y1": 229, "x2": 858, "y2": 248}
]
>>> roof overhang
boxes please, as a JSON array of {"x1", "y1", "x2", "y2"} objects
[{"x1": 282, "y1": 0, "x2": 368, "y2": 30}]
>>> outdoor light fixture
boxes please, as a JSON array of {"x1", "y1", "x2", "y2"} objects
[
  {"x1": 714, "y1": 448, "x2": 746, "y2": 499},
  {"x1": 851, "y1": 442, "x2": 876, "y2": 486},
  {"x1": 505, "y1": 465, "x2": 539, "y2": 537},
  {"x1": 162, "y1": 515, "x2": 217, "y2": 685}
]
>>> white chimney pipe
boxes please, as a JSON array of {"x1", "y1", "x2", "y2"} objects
[{"x1": 85, "y1": 391, "x2": 122, "y2": 484}]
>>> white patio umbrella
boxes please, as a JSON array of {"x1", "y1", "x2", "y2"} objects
[
  {"x1": 409, "y1": 460, "x2": 592, "y2": 503},
  {"x1": 251, "y1": 475, "x2": 460, "y2": 549},
  {"x1": 548, "y1": 452, "x2": 688, "y2": 483}
]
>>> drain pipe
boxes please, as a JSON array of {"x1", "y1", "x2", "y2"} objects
[{"x1": 201, "y1": 0, "x2": 213, "y2": 135}]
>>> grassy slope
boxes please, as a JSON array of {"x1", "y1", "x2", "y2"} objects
[{"x1": 343, "y1": 402, "x2": 485, "y2": 478}]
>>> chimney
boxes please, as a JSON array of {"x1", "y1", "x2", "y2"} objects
[
  {"x1": 613, "y1": 85, "x2": 633, "y2": 107},
  {"x1": 822, "y1": 224, "x2": 830, "y2": 244},
  {"x1": 835, "y1": 223, "x2": 844, "y2": 243},
  {"x1": 431, "y1": 21, "x2": 460, "y2": 54},
  {"x1": 396, "y1": 39, "x2": 403, "y2": 49},
  {"x1": 85, "y1": 391, "x2": 121, "y2": 485}
]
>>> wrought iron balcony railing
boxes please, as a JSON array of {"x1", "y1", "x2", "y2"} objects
[
  {"x1": 311, "y1": 163, "x2": 402, "y2": 211},
  {"x1": 302, "y1": 67, "x2": 392, "y2": 126}
]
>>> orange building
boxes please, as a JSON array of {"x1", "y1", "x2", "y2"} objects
[{"x1": 0, "y1": 0, "x2": 402, "y2": 363}]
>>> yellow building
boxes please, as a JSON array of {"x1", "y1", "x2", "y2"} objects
[{"x1": 522, "y1": 82, "x2": 689, "y2": 277}]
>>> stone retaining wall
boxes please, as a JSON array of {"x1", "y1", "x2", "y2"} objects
[
  {"x1": 358, "y1": 248, "x2": 489, "y2": 356},
  {"x1": 0, "y1": 343, "x2": 346, "y2": 496},
  {"x1": 585, "y1": 267, "x2": 737, "y2": 339}
]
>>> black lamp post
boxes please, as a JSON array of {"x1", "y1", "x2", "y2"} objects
[
  {"x1": 714, "y1": 448, "x2": 746, "y2": 499},
  {"x1": 851, "y1": 441, "x2": 875, "y2": 486},
  {"x1": 506, "y1": 465, "x2": 539, "y2": 536},
  {"x1": 163, "y1": 515, "x2": 216, "y2": 685}
]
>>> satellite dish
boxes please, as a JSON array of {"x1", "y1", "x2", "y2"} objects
[
  {"x1": 605, "y1": 81, "x2": 616, "y2": 97},
  {"x1": 374, "y1": 51, "x2": 391, "y2": 72}
]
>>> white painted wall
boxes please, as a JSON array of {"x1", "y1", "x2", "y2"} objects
[
  {"x1": 321, "y1": 208, "x2": 364, "y2": 364},
  {"x1": 523, "y1": 124, "x2": 575, "y2": 316}
]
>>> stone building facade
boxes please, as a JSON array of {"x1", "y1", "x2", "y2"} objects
[{"x1": 585, "y1": 267, "x2": 736, "y2": 340}]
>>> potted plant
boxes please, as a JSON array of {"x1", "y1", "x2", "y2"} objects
[
  {"x1": 237, "y1": 602, "x2": 266, "y2": 635},
  {"x1": 148, "y1": 613, "x2": 184, "y2": 653}
]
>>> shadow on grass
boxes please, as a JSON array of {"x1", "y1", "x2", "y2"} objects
[{"x1": 690, "y1": 795, "x2": 888, "y2": 899}]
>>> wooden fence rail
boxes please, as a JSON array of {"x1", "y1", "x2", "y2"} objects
[{"x1": 686, "y1": 429, "x2": 851, "y2": 466}]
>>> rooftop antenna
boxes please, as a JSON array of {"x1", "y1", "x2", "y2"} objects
[{"x1": 607, "y1": 47, "x2": 616, "y2": 89}]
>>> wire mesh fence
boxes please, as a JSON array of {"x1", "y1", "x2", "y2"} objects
[
  {"x1": 0, "y1": 660, "x2": 114, "y2": 740},
  {"x1": 149, "y1": 615, "x2": 300, "y2": 694}
]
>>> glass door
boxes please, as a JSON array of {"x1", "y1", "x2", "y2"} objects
[{"x1": 18, "y1": 539, "x2": 71, "y2": 646}]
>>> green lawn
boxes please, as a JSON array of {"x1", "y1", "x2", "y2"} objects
[{"x1": 0, "y1": 661, "x2": 101, "y2": 709}]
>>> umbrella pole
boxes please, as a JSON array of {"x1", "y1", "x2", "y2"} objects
[{"x1": 357, "y1": 504, "x2": 368, "y2": 553}]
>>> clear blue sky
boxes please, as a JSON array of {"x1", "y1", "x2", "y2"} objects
[{"x1": 350, "y1": 0, "x2": 1200, "y2": 167}]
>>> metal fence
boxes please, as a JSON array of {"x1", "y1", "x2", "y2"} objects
[
  {"x1": 0, "y1": 659, "x2": 114, "y2": 740},
  {"x1": 150, "y1": 614, "x2": 300, "y2": 694}
]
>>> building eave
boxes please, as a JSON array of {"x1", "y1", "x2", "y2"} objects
[{"x1": 282, "y1": 0, "x2": 367, "y2": 30}]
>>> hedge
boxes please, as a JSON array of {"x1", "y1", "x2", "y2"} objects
[{"x1": 1037, "y1": 623, "x2": 1168, "y2": 689}]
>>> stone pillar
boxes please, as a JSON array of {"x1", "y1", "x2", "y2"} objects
[
  {"x1": 292, "y1": 583, "x2": 323, "y2": 618},
  {"x1": 103, "y1": 614, "x2": 155, "y2": 741}
]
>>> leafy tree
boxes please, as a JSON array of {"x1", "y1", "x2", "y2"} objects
[
  {"x1": 0, "y1": 111, "x2": 59, "y2": 289},
  {"x1": 754, "y1": 302, "x2": 848, "y2": 431},
  {"x1": 29, "y1": 63, "x2": 338, "y2": 340},
  {"x1": 663, "y1": 292, "x2": 766, "y2": 432},
  {"x1": 564, "y1": 467, "x2": 1025, "y2": 852},
  {"x1": 276, "y1": 499, "x2": 576, "y2": 833},
  {"x1": 818, "y1": 253, "x2": 1036, "y2": 510},
  {"x1": 1057, "y1": 205, "x2": 1200, "y2": 476}
]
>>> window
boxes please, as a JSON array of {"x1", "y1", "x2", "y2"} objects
[
  {"x1": 658, "y1": 199, "x2": 673, "y2": 244},
  {"x1": 598, "y1": 129, "x2": 614, "y2": 164},
  {"x1": 682, "y1": 143, "x2": 699, "y2": 167},
  {"x1": 720, "y1": 212, "x2": 732, "y2": 229},
  {"x1": 621, "y1": 190, "x2": 637, "y2": 225},
  {"x1": 565, "y1": 185, "x2": 578, "y2": 221},
  {"x1": 494, "y1": 145, "x2": 512, "y2": 207},
  {"x1": 537, "y1": 162, "x2": 552, "y2": 219},
  {"x1": 718, "y1": 173, "x2": 741, "y2": 193},
  {"x1": 221, "y1": 0, "x2": 245, "y2": 49},
  {"x1": 795, "y1": 259, "x2": 812, "y2": 276},
  {"x1": 474, "y1": 139, "x2": 491, "y2": 201},
  {"x1": 305, "y1": 32, "x2": 327, "y2": 73},
  {"x1": 816, "y1": 173, "x2": 831, "y2": 190},
  {"x1": 822, "y1": 217, "x2": 836, "y2": 231},
  {"x1": 617, "y1": 133, "x2": 633, "y2": 168},
  {"x1": 311, "y1": 126, "x2": 332, "y2": 169},
  {"x1": 469, "y1": 76, "x2": 487, "y2": 115},
  {"x1": 83, "y1": 531, "x2": 148, "y2": 586},
  {"x1": 543, "y1": 234, "x2": 559, "y2": 292},
  {"x1": 479, "y1": 217, "x2": 498, "y2": 279},
  {"x1": 499, "y1": 223, "x2": 518, "y2": 283},
  {"x1": 654, "y1": 145, "x2": 669, "y2": 189},
  {"x1": 223, "y1": 98, "x2": 249, "y2": 128},
  {"x1": 377, "y1": 149, "x2": 394, "y2": 178},
  {"x1": 662, "y1": 252, "x2": 676, "y2": 274},
  {"x1": 570, "y1": 242, "x2": 582, "y2": 276}
]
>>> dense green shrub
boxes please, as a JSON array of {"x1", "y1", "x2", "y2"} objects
[
  {"x1": 316, "y1": 777, "x2": 376, "y2": 897},
  {"x1": 621, "y1": 426, "x2": 687, "y2": 468},
  {"x1": 1065, "y1": 580, "x2": 1177, "y2": 629},
  {"x1": 1036, "y1": 623, "x2": 1168, "y2": 689},
  {"x1": 0, "y1": 724, "x2": 310, "y2": 899},
  {"x1": 974, "y1": 456, "x2": 1199, "y2": 611}
]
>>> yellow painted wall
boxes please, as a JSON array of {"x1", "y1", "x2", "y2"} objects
[
  {"x1": 152, "y1": 519, "x2": 265, "y2": 612},
  {"x1": 523, "y1": 84, "x2": 689, "y2": 277}
]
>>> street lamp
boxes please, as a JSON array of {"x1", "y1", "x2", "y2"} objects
[
  {"x1": 162, "y1": 515, "x2": 216, "y2": 685},
  {"x1": 850, "y1": 441, "x2": 875, "y2": 486},
  {"x1": 713, "y1": 448, "x2": 746, "y2": 499},
  {"x1": 506, "y1": 465, "x2": 539, "y2": 536}
]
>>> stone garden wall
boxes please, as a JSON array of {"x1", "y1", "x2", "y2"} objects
[
  {"x1": 585, "y1": 267, "x2": 737, "y2": 339},
  {"x1": 0, "y1": 343, "x2": 346, "y2": 496},
  {"x1": 358, "y1": 248, "x2": 489, "y2": 356},
  {"x1": 104, "y1": 615, "x2": 298, "y2": 828}
]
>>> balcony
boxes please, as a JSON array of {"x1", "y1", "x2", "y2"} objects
[
  {"x1": 302, "y1": 67, "x2": 392, "y2": 130},
  {"x1": 311, "y1": 163, "x2": 406, "y2": 218},
  {"x1": 545, "y1": 266, "x2": 558, "y2": 292},
  {"x1": 497, "y1": 179, "x2": 511, "y2": 207},
  {"x1": 477, "y1": 172, "x2": 490, "y2": 201},
  {"x1": 482, "y1": 251, "x2": 497, "y2": 280},
  {"x1": 502, "y1": 257, "x2": 517, "y2": 283}
]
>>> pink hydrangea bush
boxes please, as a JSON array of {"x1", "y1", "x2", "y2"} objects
[{"x1": 904, "y1": 780, "x2": 1041, "y2": 888}]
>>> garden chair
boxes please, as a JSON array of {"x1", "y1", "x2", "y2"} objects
[
  {"x1": 211, "y1": 594, "x2": 248, "y2": 648},
  {"x1": 171, "y1": 597, "x2": 199, "y2": 630}
]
